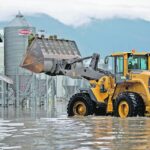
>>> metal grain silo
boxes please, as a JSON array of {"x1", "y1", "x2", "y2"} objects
[
  {"x1": 4, "y1": 12, "x2": 36, "y2": 76},
  {"x1": 4, "y1": 12, "x2": 36, "y2": 105}
]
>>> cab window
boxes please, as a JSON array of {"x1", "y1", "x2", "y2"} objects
[
  {"x1": 128, "y1": 55, "x2": 148, "y2": 70},
  {"x1": 115, "y1": 56, "x2": 124, "y2": 74}
]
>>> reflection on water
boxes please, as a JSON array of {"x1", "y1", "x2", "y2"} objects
[{"x1": 0, "y1": 102, "x2": 150, "y2": 150}]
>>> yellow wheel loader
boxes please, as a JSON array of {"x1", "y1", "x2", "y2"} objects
[{"x1": 21, "y1": 35, "x2": 150, "y2": 118}]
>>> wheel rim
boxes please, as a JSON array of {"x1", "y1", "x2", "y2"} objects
[
  {"x1": 118, "y1": 101, "x2": 129, "y2": 118},
  {"x1": 73, "y1": 101, "x2": 87, "y2": 116}
]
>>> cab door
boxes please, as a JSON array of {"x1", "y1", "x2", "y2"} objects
[{"x1": 114, "y1": 56, "x2": 124, "y2": 82}]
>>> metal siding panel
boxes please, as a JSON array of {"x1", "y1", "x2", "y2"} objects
[{"x1": 4, "y1": 27, "x2": 35, "y2": 75}]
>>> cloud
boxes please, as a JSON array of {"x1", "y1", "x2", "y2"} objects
[{"x1": 0, "y1": 0, "x2": 150, "y2": 27}]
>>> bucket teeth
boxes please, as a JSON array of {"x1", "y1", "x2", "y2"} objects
[{"x1": 21, "y1": 35, "x2": 81, "y2": 73}]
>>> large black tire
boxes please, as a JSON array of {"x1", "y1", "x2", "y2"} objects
[
  {"x1": 134, "y1": 93, "x2": 145, "y2": 116},
  {"x1": 67, "y1": 93, "x2": 94, "y2": 116},
  {"x1": 114, "y1": 92, "x2": 145, "y2": 118}
]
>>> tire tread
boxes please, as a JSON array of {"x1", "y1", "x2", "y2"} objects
[
  {"x1": 114, "y1": 92, "x2": 145, "y2": 117},
  {"x1": 67, "y1": 93, "x2": 94, "y2": 116}
]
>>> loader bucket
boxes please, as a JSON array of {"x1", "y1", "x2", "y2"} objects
[{"x1": 21, "y1": 35, "x2": 81, "y2": 73}]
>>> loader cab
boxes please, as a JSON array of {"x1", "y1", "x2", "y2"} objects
[{"x1": 105, "y1": 51, "x2": 150, "y2": 82}]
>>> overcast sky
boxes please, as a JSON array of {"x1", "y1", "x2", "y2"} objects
[{"x1": 0, "y1": 0, "x2": 150, "y2": 27}]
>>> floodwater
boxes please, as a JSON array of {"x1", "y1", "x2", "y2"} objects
[{"x1": 0, "y1": 101, "x2": 150, "y2": 150}]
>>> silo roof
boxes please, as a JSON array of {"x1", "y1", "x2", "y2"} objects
[{"x1": 6, "y1": 12, "x2": 31, "y2": 27}]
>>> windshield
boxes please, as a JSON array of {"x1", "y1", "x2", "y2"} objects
[{"x1": 128, "y1": 55, "x2": 148, "y2": 70}]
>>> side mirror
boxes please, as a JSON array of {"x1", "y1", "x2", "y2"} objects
[{"x1": 104, "y1": 56, "x2": 110, "y2": 64}]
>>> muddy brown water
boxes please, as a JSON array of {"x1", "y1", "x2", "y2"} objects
[{"x1": 0, "y1": 103, "x2": 150, "y2": 150}]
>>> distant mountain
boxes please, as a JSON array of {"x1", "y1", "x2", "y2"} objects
[{"x1": 1, "y1": 14, "x2": 150, "y2": 57}]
